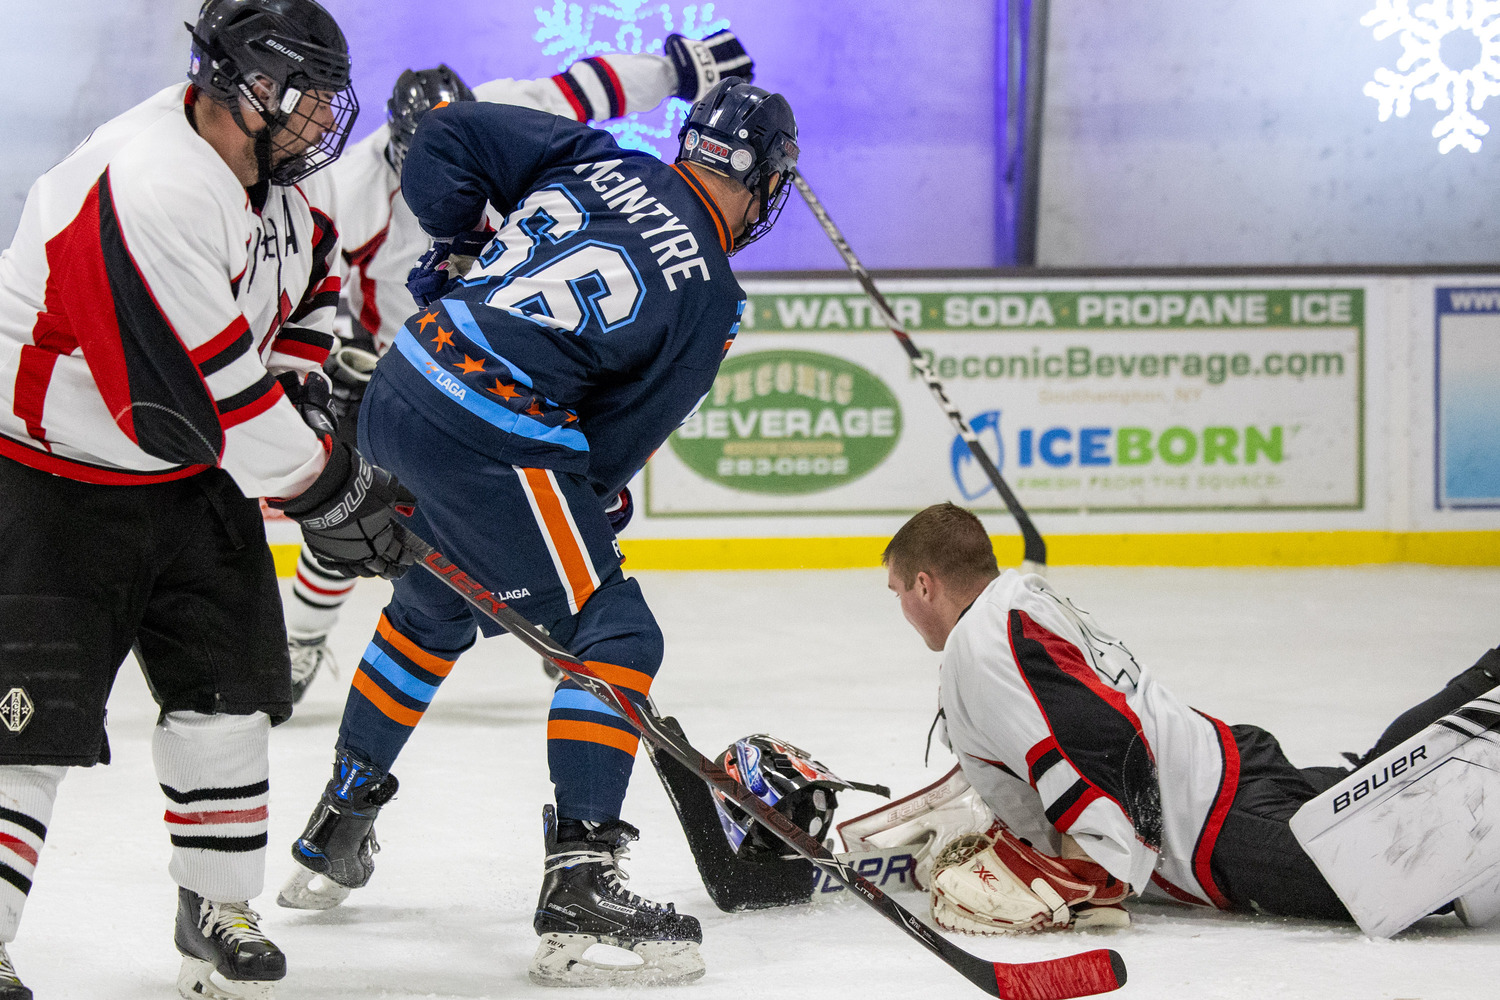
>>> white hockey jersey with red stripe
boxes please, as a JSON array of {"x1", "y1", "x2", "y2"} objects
[
  {"x1": 939, "y1": 571, "x2": 1241, "y2": 909},
  {"x1": 335, "y1": 55, "x2": 680, "y2": 350},
  {"x1": 0, "y1": 83, "x2": 336, "y2": 498}
]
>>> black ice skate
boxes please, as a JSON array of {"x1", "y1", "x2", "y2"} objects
[
  {"x1": 174, "y1": 887, "x2": 285, "y2": 1000},
  {"x1": 0, "y1": 942, "x2": 30, "y2": 1000},
  {"x1": 530, "y1": 804, "x2": 704, "y2": 987},
  {"x1": 277, "y1": 749, "x2": 398, "y2": 910}
]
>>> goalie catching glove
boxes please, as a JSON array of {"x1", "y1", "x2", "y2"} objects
[
  {"x1": 930, "y1": 825, "x2": 1130, "y2": 934},
  {"x1": 271, "y1": 438, "x2": 418, "y2": 580}
]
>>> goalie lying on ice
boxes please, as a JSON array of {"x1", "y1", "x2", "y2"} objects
[{"x1": 868, "y1": 502, "x2": 1500, "y2": 935}]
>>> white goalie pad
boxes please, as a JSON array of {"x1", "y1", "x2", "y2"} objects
[
  {"x1": 836, "y1": 764, "x2": 998, "y2": 890},
  {"x1": 1290, "y1": 688, "x2": 1500, "y2": 938}
]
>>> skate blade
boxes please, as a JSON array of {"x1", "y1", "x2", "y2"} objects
[
  {"x1": 528, "y1": 933, "x2": 705, "y2": 987},
  {"x1": 177, "y1": 955, "x2": 277, "y2": 1000},
  {"x1": 276, "y1": 867, "x2": 351, "y2": 910}
]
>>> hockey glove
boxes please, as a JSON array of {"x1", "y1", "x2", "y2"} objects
[
  {"x1": 276, "y1": 370, "x2": 337, "y2": 438},
  {"x1": 406, "y1": 230, "x2": 493, "y2": 308},
  {"x1": 665, "y1": 30, "x2": 755, "y2": 102},
  {"x1": 929, "y1": 826, "x2": 1130, "y2": 934},
  {"x1": 605, "y1": 486, "x2": 633, "y2": 534},
  {"x1": 324, "y1": 343, "x2": 379, "y2": 423},
  {"x1": 270, "y1": 439, "x2": 419, "y2": 580}
]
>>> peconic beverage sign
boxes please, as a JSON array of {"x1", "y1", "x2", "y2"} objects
[{"x1": 671, "y1": 349, "x2": 903, "y2": 495}]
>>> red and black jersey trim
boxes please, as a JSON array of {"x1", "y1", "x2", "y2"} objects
[
  {"x1": 1188, "y1": 711, "x2": 1240, "y2": 910},
  {"x1": 1008, "y1": 609, "x2": 1164, "y2": 850},
  {"x1": 551, "y1": 70, "x2": 594, "y2": 121},
  {"x1": 343, "y1": 197, "x2": 396, "y2": 338},
  {"x1": 271, "y1": 324, "x2": 335, "y2": 365},
  {"x1": 582, "y1": 58, "x2": 626, "y2": 119},
  {"x1": 215, "y1": 371, "x2": 283, "y2": 429},
  {"x1": 0, "y1": 432, "x2": 207, "y2": 485},
  {"x1": 49, "y1": 170, "x2": 224, "y2": 466},
  {"x1": 289, "y1": 207, "x2": 340, "y2": 324},
  {"x1": 189, "y1": 315, "x2": 252, "y2": 378}
]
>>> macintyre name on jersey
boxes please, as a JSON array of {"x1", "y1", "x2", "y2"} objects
[
  {"x1": 941, "y1": 571, "x2": 1242, "y2": 909},
  {"x1": 0, "y1": 83, "x2": 335, "y2": 499},
  {"x1": 383, "y1": 102, "x2": 744, "y2": 498},
  {"x1": 335, "y1": 54, "x2": 681, "y2": 350}
]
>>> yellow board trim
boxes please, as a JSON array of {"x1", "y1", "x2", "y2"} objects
[{"x1": 270, "y1": 531, "x2": 1500, "y2": 575}]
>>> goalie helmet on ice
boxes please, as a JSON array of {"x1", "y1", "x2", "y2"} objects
[{"x1": 710, "y1": 734, "x2": 859, "y2": 859}]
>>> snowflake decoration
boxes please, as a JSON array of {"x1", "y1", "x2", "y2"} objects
[
  {"x1": 1362, "y1": 0, "x2": 1500, "y2": 153},
  {"x1": 534, "y1": 2, "x2": 731, "y2": 158}
]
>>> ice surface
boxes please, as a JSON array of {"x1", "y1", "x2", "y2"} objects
[{"x1": 15, "y1": 564, "x2": 1500, "y2": 998}]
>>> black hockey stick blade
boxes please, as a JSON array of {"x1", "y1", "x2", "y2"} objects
[
  {"x1": 792, "y1": 172, "x2": 1047, "y2": 571},
  {"x1": 646, "y1": 715, "x2": 819, "y2": 911},
  {"x1": 397, "y1": 526, "x2": 1123, "y2": 999}
]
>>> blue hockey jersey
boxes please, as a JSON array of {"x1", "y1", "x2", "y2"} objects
[{"x1": 382, "y1": 101, "x2": 745, "y2": 498}]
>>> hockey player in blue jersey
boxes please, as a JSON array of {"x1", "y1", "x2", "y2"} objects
[{"x1": 279, "y1": 79, "x2": 799, "y2": 985}]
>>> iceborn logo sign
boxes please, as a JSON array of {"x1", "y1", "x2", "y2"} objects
[
  {"x1": 672, "y1": 350, "x2": 902, "y2": 495},
  {"x1": 950, "y1": 410, "x2": 1005, "y2": 501},
  {"x1": 0, "y1": 687, "x2": 33, "y2": 735}
]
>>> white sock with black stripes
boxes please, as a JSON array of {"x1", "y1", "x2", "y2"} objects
[
  {"x1": 0, "y1": 765, "x2": 64, "y2": 942},
  {"x1": 287, "y1": 546, "x2": 356, "y2": 641},
  {"x1": 153, "y1": 711, "x2": 270, "y2": 903}
]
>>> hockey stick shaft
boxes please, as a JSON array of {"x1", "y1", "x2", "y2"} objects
[
  {"x1": 397, "y1": 525, "x2": 1122, "y2": 1000},
  {"x1": 792, "y1": 173, "x2": 1047, "y2": 570}
]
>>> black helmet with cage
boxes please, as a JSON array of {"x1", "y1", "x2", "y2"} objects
[
  {"x1": 385, "y1": 65, "x2": 476, "y2": 173},
  {"x1": 186, "y1": 0, "x2": 359, "y2": 186},
  {"x1": 676, "y1": 79, "x2": 798, "y2": 252}
]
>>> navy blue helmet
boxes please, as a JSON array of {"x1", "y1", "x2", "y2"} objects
[{"x1": 386, "y1": 64, "x2": 476, "y2": 173}]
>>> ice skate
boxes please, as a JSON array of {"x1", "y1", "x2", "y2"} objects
[
  {"x1": 287, "y1": 635, "x2": 336, "y2": 704},
  {"x1": 279, "y1": 750, "x2": 397, "y2": 910},
  {"x1": 174, "y1": 887, "x2": 284, "y2": 1000},
  {"x1": 529, "y1": 805, "x2": 704, "y2": 987},
  {"x1": 0, "y1": 943, "x2": 30, "y2": 1000}
]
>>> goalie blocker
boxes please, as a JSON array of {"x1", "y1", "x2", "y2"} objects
[{"x1": 1291, "y1": 686, "x2": 1500, "y2": 938}]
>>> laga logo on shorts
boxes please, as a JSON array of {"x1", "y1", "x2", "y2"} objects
[
  {"x1": 950, "y1": 411, "x2": 1005, "y2": 501},
  {"x1": 672, "y1": 350, "x2": 902, "y2": 495},
  {"x1": 0, "y1": 687, "x2": 33, "y2": 735}
]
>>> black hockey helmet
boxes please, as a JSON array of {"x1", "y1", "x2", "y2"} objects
[
  {"x1": 677, "y1": 79, "x2": 798, "y2": 252},
  {"x1": 187, "y1": 0, "x2": 359, "y2": 185},
  {"x1": 385, "y1": 65, "x2": 476, "y2": 172},
  {"x1": 710, "y1": 734, "x2": 887, "y2": 859}
]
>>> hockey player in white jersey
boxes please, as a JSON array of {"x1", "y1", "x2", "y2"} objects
[
  {"x1": 870, "y1": 503, "x2": 1500, "y2": 936},
  {"x1": 0, "y1": 2, "x2": 418, "y2": 997},
  {"x1": 283, "y1": 33, "x2": 756, "y2": 700}
]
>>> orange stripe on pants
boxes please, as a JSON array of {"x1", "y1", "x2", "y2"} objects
[
  {"x1": 375, "y1": 614, "x2": 457, "y2": 677},
  {"x1": 521, "y1": 467, "x2": 596, "y2": 610},
  {"x1": 352, "y1": 668, "x2": 425, "y2": 727},
  {"x1": 547, "y1": 719, "x2": 639, "y2": 757},
  {"x1": 583, "y1": 660, "x2": 653, "y2": 699}
]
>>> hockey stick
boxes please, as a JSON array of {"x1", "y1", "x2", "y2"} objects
[
  {"x1": 792, "y1": 173, "x2": 1047, "y2": 571},
  {"x1": 397, "y1": 525, "x2": 1124, "y2": 1000}
]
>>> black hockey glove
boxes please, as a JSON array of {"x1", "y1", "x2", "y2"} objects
[
  {"x1": 270, "y1": 440, "x2": 419, "y2": 580},
  {"x1": 323, "y1": 343, "x2": 379, "y2": 424},
  {"x1": 665, "y1": 30, "x2": 755, "y2": 102},
  {"x1": 406, "y1": 230, "x2": 493, "y2": 308},
  {"x1": 276, "y1": 370, "x2": 337, "y2": 438},
  {"x1": 604, "y1": 486, "x2": 633, "y2": 534}
]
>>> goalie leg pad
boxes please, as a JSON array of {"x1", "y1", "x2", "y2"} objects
[{"x1": 1291, "y1": 686, "x2": 1500, "y2": 937}]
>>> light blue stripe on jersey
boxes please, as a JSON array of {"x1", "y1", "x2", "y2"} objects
[
  {"x1": 550, "y1": 688, "x2": 623, "y2": 719},
  {"x1": 393, "y1": 329, "x2": 589, "y2": 451},
  {"x1": 362, "y1": 646, "x2": 441, "y2": 704},
  {"x1": 442, "y1": 299, "x2": 537, "y2": 390}
]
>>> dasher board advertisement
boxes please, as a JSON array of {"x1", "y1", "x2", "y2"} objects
[
  {"x1": 1435, "y1": 287, "x2": 1500, "y2": 510},
  {"x1": 645, "y1": 282, "x2": 1365, "y2": 517}
]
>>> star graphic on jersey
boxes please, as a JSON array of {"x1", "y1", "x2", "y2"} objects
[
  {"x1": 416, "y1": 311, "x2": 439, "y2": 333},
  {"x1": 431, "y1": 326, "x2": 455, "y2": 351},
  {"x1": 526, "y1": 399, "x2": 545, "y2": 417},
  {"x1": 487, "y1": 379, "x2": 520, "y2": 400},
  {"x1": 455, "y1": 354, "x2": 486, "y2": 374},
  {"x1": 564, "y1": 412, "x2": 578, "y2": 423}
]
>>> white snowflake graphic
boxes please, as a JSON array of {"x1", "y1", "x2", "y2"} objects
[
  {"x1": 1362, "y1": 0, "x2": 1500, "y2": 153},
  {"x1": 534, "y1": 2, "x2": 731, "y2": 158}
]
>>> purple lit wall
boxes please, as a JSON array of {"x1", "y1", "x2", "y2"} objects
[{"x1": 320, "y1": 0, "x2": 1003, "y2": 271}]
